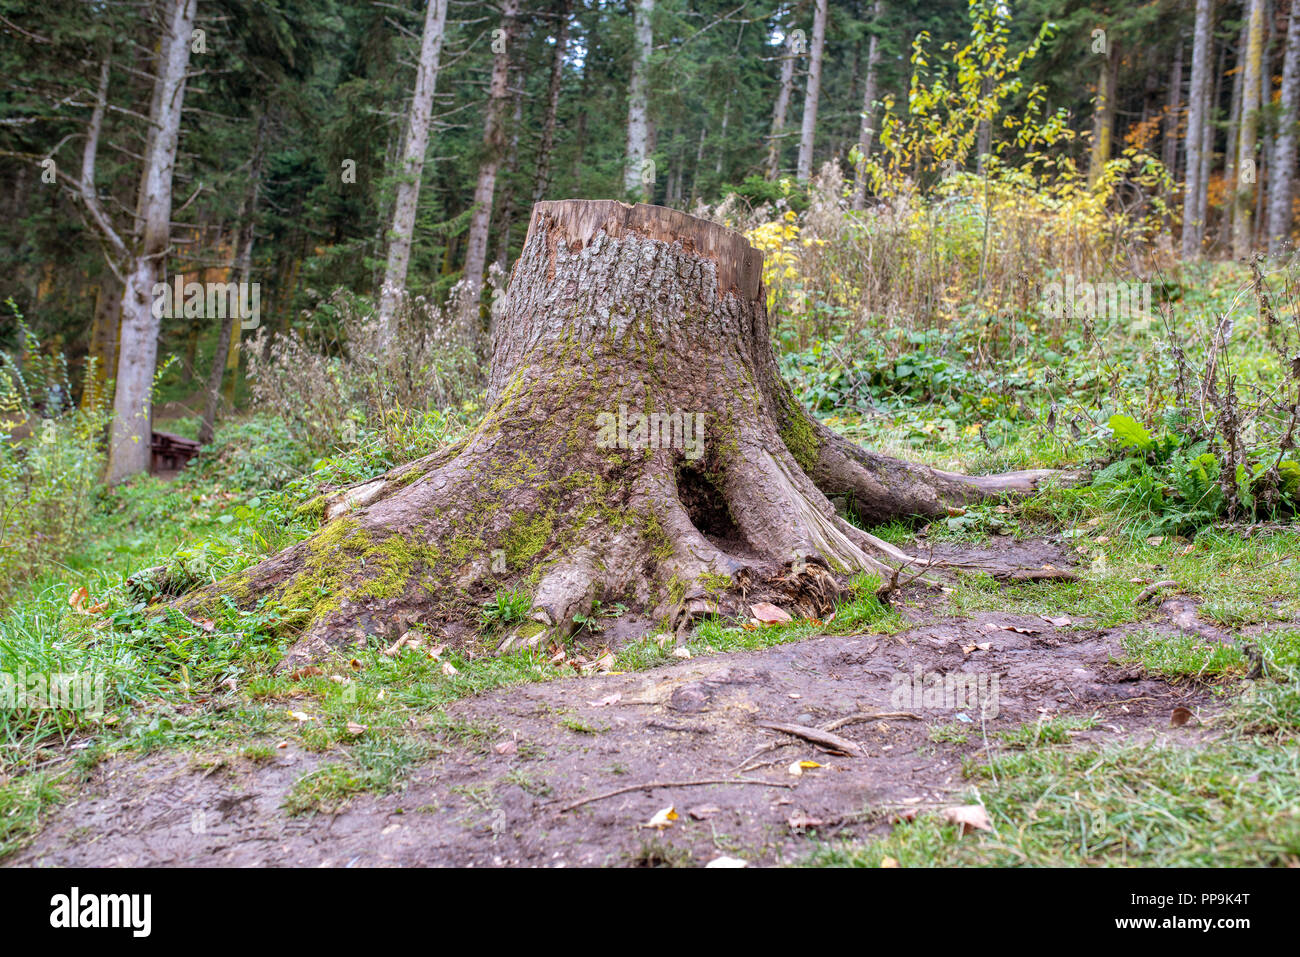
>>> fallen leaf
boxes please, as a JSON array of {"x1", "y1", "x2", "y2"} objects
[
  {"x1": 345, "y1": 721, "x2": 367, "y2": 736},
  {"x1": 643, "y1": 806, "x2": 679, "y2": 829},
  {"x1": 494, "y1": 739, "x2": 517, "y2": 755},
  {"x1": 287, "y1": 710, "x2": 315, "y2": 723},
  {"x1": 961, "y1": 641, "x2": 992, "y2": 654},
  {"x1": 688, "y1": 805, "x2": 722, "y2": 821},
  {"x1": 1146, "y1": 535, "x2": 1165, "y2": 546},
  {"x1": 287, "y1": 665, "x2": 322, "y2": 681},
  {"x1": 750, "y1": 601, "x2": 793, "y2": 624},
  {"x1": 672, "y1": 647, "x2": 692, "y2": 659},
  {"x1": 581, "y1": 650, "x2": 616, "y2": 675},
  {"x1": 1170, "y1": 706, "x2": 1196, "y2": 728},
  {"x1": 68, "y1": 586, "x2": 90, "y2": 614},
  {"x1": 1040, "y1": 615, "x2": 1072, "y2": 627},
  {"x1": 704, "y1": 856, "x2": 747, "y2": 868},
  {"x1": 880, "y1": 856, "x2": 900, "y2": 868},
  {"x1": 441, "y1": 661, "x2": 459, "y2": 677},
  {"x1": 894, "y1": 808, "x2": 919, "y2": 822},
  {"x1": 940, "y1": 804, "x2": 992, "y2": 836}
]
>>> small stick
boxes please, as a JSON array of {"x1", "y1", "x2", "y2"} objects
[
  {"x1": 756, "y1": 721, "x2": 865, "y2": 757},
  {"x1": 1136, "y1": 580, "x2": 1179, "y2": 604},
  {"x1": 558, "y1": 777, "x2": 794, "y2": 813},
  {"x1": 819, "y1": 711, "x2": 924, "y2": 732}
]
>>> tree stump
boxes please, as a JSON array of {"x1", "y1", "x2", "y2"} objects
[{"x1": 207, "y1": 200, "x2": 1057, "y2": 665}]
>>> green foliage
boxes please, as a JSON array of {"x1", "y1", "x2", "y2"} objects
[
  {"x1": 479, "y1": 588, "x2": 531, "y2": 634},
  {"x1": 0, "y1": 304, "x2": 111, "y2": 599}
]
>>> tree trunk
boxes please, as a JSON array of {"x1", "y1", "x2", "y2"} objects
[
  {"x1": 765, "y1": 25, "x2": 798, "y2": 179},
  {"x1": 377, "y1": 0, "x2": 449, "y2": 337},
  {"x1": 796, "y1": 0, "x2": 828, "y2": 181},
  {"x1": 106, "y1": 0, "x2": 196, "y2": 484},
  {"x1": 1201, "y1": 34, "x2": 1224, "y2": 245},
  {"x1": 1182, "y1": 0, "x2": 1213, "y2": 259},
  {"x1": 624, "y1": 0, "x2": 654, "y2": 197},
  {"x1": 83, "y1": 270, "x2": 120, "y2": 409},
  {"x1": 531, "y1": 0, "x2": 572, "y2": 208},
  {"x1": 460, "y1": 0, "x2": 519, "y2": 340},
  {"x1": 493, "y1": 71, "x2": 526, "y2": 271},
  {"x1": 1234, "y1": 0, "x2": 1264, "y2": 258},
  {"x1": 1164, "y1": 41, "x2": 1184, "y2": 176},
  {"x1": 196, "y1": 201, "x2": 1061, "y2": 668},
  {"x1": 1088, "y1": 38, "x2": 1119, "y2": 188},
  {"x1": 1269, "y1": 0, "x2": 1300, "y2": 253},
  {"x1": 200, "y1": 114, "x2": 266, "y2": 446},
  {"x1": 851, "y1": 0, "x2": 883, "y2": 210}
]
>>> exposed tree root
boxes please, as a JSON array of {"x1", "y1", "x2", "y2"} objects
[{"x1": 178, "y1": 201, "x2": 1075, "y2": 668}]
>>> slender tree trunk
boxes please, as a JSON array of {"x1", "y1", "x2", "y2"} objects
[
  {"x1": 83, "y1": 270, "x2": 120, "y2": 409},
  {"x1": 624, "y1": 0, "x2": 654, "y2": 197},
  {"x1": 531, "y1": 0, "x2": 572, "y2": 207},
  {"x1": 198, "y1": 200, "x2": 1066, "y2": 669},
  {"x1": 378, "y1": 0, "x2": 449, "y2": 337},
  {"x1": 1199, "y1": 37, "x2": 1222, "y2": 245},
  {"x1": 795, "y1": 0, "x2": 828, "y2": 180},
  {"x1": 106, "y1": 0, "x2": 196, "y2": 484},
  {"x1": 1164, "y1": 41, "x2": 1184, "y2": 174},
  {"x1": 1234, "y1": 0, "x2": 1264, "y2": 258},
  {"x1": 851, "y1": 0, "x2": 883, "y2": 210},
  {"x1": 460, "y1": 0, "x2": 519, "y2": 339},
  {"x1": 1226, "y1": 17, "x2": 1248, "y2": 244},
  {"x1": 493, "y1": 72, "x2": 526, "y2": 271},
  {"x1": 200, "y1": 114, "x2": 266, "y2": 445},
  {"x1": 1183, "y1": 0, "x2": 1213, "y2": 258},
  {"x1": 765, "y1": 27, "x2": 798, "y2": 179},
  {"x1": 1088, "y1": 38, "x2": 1120, "y2": 188},
  {"x1": 1269, "y1": 0, "x2": 1300, "y2": 253}
]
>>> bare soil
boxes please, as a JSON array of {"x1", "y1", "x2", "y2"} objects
[{"x1": 13, "y1": 544, "x2": 1217, "y2": 866}]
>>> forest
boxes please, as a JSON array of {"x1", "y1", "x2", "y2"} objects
[{"x1": 0, "y1": 0, "x2": 1297, "y2": 876}]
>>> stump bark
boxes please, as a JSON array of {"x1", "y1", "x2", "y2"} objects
[{"x1": 209, "y1": 200, "x2": 1058, "y2": 666}]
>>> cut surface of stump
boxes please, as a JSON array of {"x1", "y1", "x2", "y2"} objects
[{"x1": 194, "y1": 200, "x2": 1060, "y2": 666}]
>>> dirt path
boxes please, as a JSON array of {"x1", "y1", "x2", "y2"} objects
[{"x1": 13, "y1": 610, "x2": 1211, "y2": 867}]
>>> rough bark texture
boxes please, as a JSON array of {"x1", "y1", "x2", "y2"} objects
[{"x1": 195, "y1": 201, "x2": 1059, "y2": 668}]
